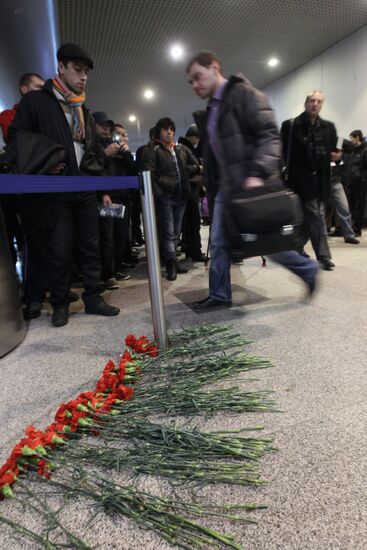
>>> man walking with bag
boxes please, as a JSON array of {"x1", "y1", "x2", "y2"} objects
[{"x1": 186, "y1": 51, "x2": 318, "y2": 309}]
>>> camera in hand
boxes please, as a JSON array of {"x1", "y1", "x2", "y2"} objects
[{"x1": 111, "y1": 133, "x2": 122, "y2": 145}]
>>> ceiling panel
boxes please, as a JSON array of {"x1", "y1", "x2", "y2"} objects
[{"x1": 57, "y1": 0, "x2": 367, "y2": 149}]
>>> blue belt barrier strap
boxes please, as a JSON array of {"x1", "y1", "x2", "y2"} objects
[{"x1": 0, "y1": 174, "x2": 140, "y2": 194}]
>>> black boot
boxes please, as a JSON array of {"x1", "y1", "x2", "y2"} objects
[{"x1": 166, "y1": 260, "x2": 177, "y2": 281}]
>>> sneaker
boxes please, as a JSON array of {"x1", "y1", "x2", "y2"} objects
[
  {"x1": 115, "y1": 271, "x2": 132, "y2": 281},
  {"x1": 104, "y1": 277, "x2": 119, "y2": 290},
  {"x1": 344, "y1": 236, "x2": 360, "y2": 244},
  {"x1": 85, "y1": 300, "x2": 120, "y2": 316}
]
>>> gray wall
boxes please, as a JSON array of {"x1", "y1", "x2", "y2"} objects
[
  {"x1": 0, "y1": 0, "x2": 59, "y2": 112},
  {"x1": 264, "y1": 25, "x2": 367, "y2": 141}
]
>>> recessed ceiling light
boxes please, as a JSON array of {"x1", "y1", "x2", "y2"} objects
[
  {"x1": 170, "y1": 44, "x2": 184, "y2": 60},
  {"x1": 128, "y1": 115, "x2": 136, "y2": 122},
  {"x1": 143, "y1": 89, "x2": 154, "y2": 100},
  {"x1": 268, "y1": 57, "x2": 279, "y2": 67}
]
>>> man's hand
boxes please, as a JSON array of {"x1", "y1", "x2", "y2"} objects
[
  {"x1": 330, "y1": 150, "x2": 342, "y2": 162},
  {"x1": 102, "y1": 194, "x2": 112, "y2": 206},
  {"x1": 49, "y1": 162, "x2": 66, "y2": 174},
  {"x1": 118, "y1": 142, "x2": 129, "y2": 154},
  {"x1": 243, "y1": 176, "x2": 264, "y2": 190},
  {"x1": 104, "y1": 143, "x2": 120, "y2": 157}
]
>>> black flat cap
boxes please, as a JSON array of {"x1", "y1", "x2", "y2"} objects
[
  {"x1": 92, "y1": 111, "x2": 114, "y2": 126},
  {"x1": 57, "y1": 43, "x2": 94, "y2": 69}
]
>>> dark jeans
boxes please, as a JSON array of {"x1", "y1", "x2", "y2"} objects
[
  {"x1": 48, "y1": 192, "x2": 102, "y2": 308},
  {"x1": 156, "y1": 195, "x2": 186, "y2": 261}
]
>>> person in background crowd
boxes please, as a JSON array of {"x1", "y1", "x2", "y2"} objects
[
  {"x1": 112, "y1": 123, "x2": 140, "y2": 281},
  {"x1": 8, "y1": 43, "x2": 120, "y2": 327},
  {"x1": 178, "y1": 124, "x2": 206, "y2": 262},
  {"x1": 281, "y1": 91, "x2": 337, "y2": 271},
  {"x1": 93, "y1": 111, "x2": 122, "y2": 290},
  {"x1": 344, "y1": 130, "x2": 367, "y2": 237},
  {"x1": 326, "y1": 147, "x2": 359, "y2": 244},
  {"x1": 141, "y1": 117, "x2": 200, "y2": 281},
  {"x1": 186, "y1": 51, "x2": 318, "y2": 309},
  {"x1": 0, "y1": 72, "x2": 45, "y2": 319}
]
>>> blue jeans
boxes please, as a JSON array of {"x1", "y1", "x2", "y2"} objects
[
  {"x1": 156, "y1": 195, "x2": 186, "y2": 261},
  {"x1": 321, "y1": 182, "x2": 354, "y2": 238},
  {"x1": 209, "y1": 191, "x2": 319, "y2": 302},
  {"x1": 300, "y1": 198, "x2": 331, "y2": 260}
]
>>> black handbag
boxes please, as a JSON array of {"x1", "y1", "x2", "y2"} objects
[{"x1": 224, "y1": 179, "x2": 303, "y2": 258}]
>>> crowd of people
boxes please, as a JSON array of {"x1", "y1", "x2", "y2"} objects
[{"x1": 0, "y1": 43, "x2": 366, "y2": 323}]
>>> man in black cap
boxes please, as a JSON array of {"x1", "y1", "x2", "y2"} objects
[{"x1": 8, "y1": 43, "x2": 120, "y2": 326}]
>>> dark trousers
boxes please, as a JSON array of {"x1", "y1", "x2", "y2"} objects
[
  {"x1": 99, "y1": 201, "x2": 130, "y2": 278},
  {"x1": 48, "y1": 192, "x2": 102, "y2": 308},
  {"x1": 19, "y1": 195, "x2": 49, "y2": 304},
  {"x1": 300, "y1": 197, "x2": 331, "y2": 260},
  {"x1": 348, "y1": 179, "x2": 367, "y2": 231},
  {"x1": 0, "y1": 195, "x2": 23, "y2": 267},
  {"x1": 115, "y1": 201, "x2": 130, "y2": 269},
  {"x1": 183, "y1": 196, "x2": 202, "y2": 259}
]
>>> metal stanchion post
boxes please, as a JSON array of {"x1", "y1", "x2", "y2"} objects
[{"x1": 139, "y1": 171, "x2": 169, "y2": 351}]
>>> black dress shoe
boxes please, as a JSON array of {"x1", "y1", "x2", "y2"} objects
[
  {"x1": 52, "y1": 306, "x2": 69, "y2": 327},
  {"x1": 24, "y1": 301, "x2": 42, "y2": 320},
  {"x1": 344, "y1": 236, "x2": 360, "y2": 244},
  {"x1": 193, "y1": 297, "x2": 232, "y2": 310},
  {"x1": 85, "y1": 300, "x2": 120, "y2": 316},
  {"x1": 319, "y1": 258, "x2": 335, "y2": 271}
]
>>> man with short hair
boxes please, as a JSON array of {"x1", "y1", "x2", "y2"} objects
[
  {"x1": 9, "y1": 43, "x2": 120, "y2": 326},
  {"x1": 186, "y1": 51, "x2": 318, "y2": 309},
  {"x1": 281, "y1": 91, "x2": 337, "y2": 270}
]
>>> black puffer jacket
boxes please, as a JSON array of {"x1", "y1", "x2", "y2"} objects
[
  {"x1": 141, "y1": 141, "x2": 199, "y2": 198},
  {"x1": 194, "y1": 74, "x2": 280, "y2": 206}
]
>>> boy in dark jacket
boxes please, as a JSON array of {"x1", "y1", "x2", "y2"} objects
[{"x1": 141, "y1": 117, "x2": 200, "y2": 280}]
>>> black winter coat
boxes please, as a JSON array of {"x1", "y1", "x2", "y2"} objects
[
  {"x1": 344, "y1": 142, "x2": 367, "y2": 188},
  {"x1": 8, "y1": 79, "x2": 104, "y2": 177},
  {"x1": 280, "y1": 111, "x2": 337, "y2": 202},
  {"x1": 194, "y1": 74, "x2": 280, "y2": 208},
  {"x1": 177, "y1": 136, "x2": 203, "y2": 199},
  {"x1": 6, "y1": 79, "x2": 104, "y2": 226}
]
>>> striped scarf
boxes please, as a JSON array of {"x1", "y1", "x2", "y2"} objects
[{"x1": 52, "y1": 75, "x2": 86, "y2": 141}]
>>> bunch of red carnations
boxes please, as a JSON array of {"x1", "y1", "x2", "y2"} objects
[{"x1": 0, "y1": 334, "x2": 157, "y2": 499}]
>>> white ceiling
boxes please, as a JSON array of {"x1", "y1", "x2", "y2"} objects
[{"x1": 57, "y1": 0, "x2": 367, "y2": 148}]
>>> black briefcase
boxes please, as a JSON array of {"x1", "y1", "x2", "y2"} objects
[{"x1": 224, "y1": 181, "x2": 303, "y2": 258}]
